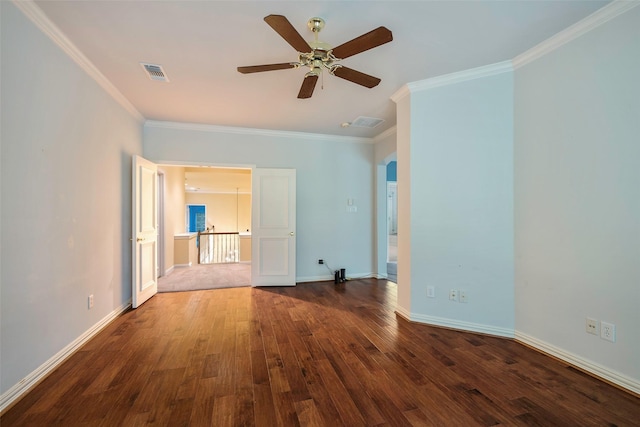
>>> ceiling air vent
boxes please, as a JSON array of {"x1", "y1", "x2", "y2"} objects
[
  {"x1": 350, "y1": 116, "x2": 384, "y2": 128},
  {"x1": 140, "y1": 63, "x2": 170, "y2": 82}
]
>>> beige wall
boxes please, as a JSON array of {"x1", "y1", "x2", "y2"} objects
[
  {"x1": 185, "y1": 193, "x2": 251, "y2": 233},
  {"x1": 160, "y1": 166, "x2": 185, "y2": 272}
]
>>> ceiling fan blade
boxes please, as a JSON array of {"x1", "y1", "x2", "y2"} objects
[
  {"x1": 332, "y1": 66, "x2": 381, "y2": 88},
  {"x1": 264, "y1": 14, "x2": 311, "y2": 53},
  {"x1": 331, "y1": 27, "x2": 393, "y2": 59},
  {"x1": 237, "y1": 63, "x2": 296, "y2": 74},
  {"x1": 297, "y1": 74, "x2": 319, "y2": 99}
]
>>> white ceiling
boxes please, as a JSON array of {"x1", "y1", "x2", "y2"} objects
[
  {"x1": 34, "y1": 0, "x2": 609, "y2": 139},
  {"x1": 183, "y1": 166, "x2": 251, "y2": 194}
]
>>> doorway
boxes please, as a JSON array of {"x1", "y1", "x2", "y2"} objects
[
  {"x1": 186, "y1": 204, "x2": 206, "y2": 233},
  {"x1": 386, "y1": 161, "x2": 398, "y2": 282},
  {"x1": 158, "y1": 165, "x2": 252, "y2": 291}
]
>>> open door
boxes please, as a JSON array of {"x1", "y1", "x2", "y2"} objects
[
  {"x1": 132, "y1": 155, "x2": 158, "y2": 308},
  {"x1": 251, "y1": 168, "x2": 296, "y2": 286}
]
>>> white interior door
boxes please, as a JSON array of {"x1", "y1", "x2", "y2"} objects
[
  {"x1": 251, "y1": 168, "x2": 296, "y2": 286},
  {"x1": 132, "y1": 155, "x2": 158, "y2": 308}
]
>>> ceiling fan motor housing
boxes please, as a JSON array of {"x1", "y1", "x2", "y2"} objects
[{"x1": 307, "y1": 17, "x2": 325, "y2": 33}]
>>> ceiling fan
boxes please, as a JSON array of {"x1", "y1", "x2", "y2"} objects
[{"x1": 237, "y1": 15, "x2": 393, "y2": 99}]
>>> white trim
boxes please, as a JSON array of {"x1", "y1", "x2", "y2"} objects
[
  {"x1": 395, "y1": 305, "x2": 411, "y2": 321},
  {"x1": 164, "y1": 265, "x2": 175, "y2": 276},
  {"x1": 174, "y1": 263, "x2": 192, "y2": 268},
  {"x1": 515, "y1": 331, "x2": 640, "y2": 395},
  {"x1": 372, "y1": 125, "x2": 397, "y2": 143},
  {"x1": 12, "y1": 0, "x2": 144, "y2": 123},
  {"x1": 295, "y1": 272, "x2": 377, "y2": 283},
  {"x1": 390, "y1": 85, "x2": 411, "y2": 104},
  {"x1": 185, "y1": 190, "x2": 252, "y2": 195},
  {"x1": 0, "y1": 301, "x2": 131, "y2": 413},
  {"x1": 153, "y1": 160, "x2": 257, "y2": 170},
  {"x1": 513, "y1": 0, "x2": 640, "y2": 69},
  {"x1": 173, "y1": 233, "x2": 197, "y2": 240},
  {"x1": 296, "y1": 275, "x2": 335, "y2": 283},
  {"x1": 392, "y1": 61, "x2": 513, "y2": 103},
  {"x1": 144, "y1": 120, "x2": 373, "y2": 144},
  {"x1": 403, "y1": 312, "x2": 515, "y2": 339}
]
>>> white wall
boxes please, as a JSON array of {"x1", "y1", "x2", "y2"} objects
[
  {"x1": 159, "y1": 166, "x2": 185, "y2": 273},
  {"x1": 395, "y1": 96, "x2": 412, "y2": 313},
  {"x1": 0, "y1": 2, "x2": 143, "y2": 396},
  {"x1": 395, "y1": 68, "x2": 515, "y2": 335},
  {"x1": 185, "y1": 192, "x2": 251, "y2": 232},
  {"x1": 143, "y1": 123, "x2": 375, "y2": 281},
  {"x1": 374, "y1": 128, "x2": 397, "y2": 165},
  {"x1": 514, "y1": 6, "x2": 640, "y2": 386}
]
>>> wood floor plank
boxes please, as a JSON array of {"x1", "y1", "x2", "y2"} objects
[{"x1": 3, "y1": 280, "x2": 639, "y2": 426}]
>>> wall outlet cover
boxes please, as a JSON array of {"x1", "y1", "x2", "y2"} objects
[
  {"x1": 459, "y1": 291, "x2": 468, "y2": 303},
  {"x1": 586, "y1": 317, "x2": 598, "y2": 335},
  {"x1": 427, "y1": 286, "x2": 435, "y2": 298},
  {"x1": 600, "y1": 321, "x2": 616, "y2": 342}
]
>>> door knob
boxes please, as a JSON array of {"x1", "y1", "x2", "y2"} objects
[
  {"x1": 289, "y1": 232, "x2": 295, "y2": 236},
  {"x1": 136, "y1": 237, "x2": 144, "y2": 242}
]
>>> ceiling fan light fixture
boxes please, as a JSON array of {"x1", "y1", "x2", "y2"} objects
[
  {"x1": 307, "y1": 17, "x2": 325, "y2": 33},
  {"x1": 305, "y1": 68, "x2": 321, "y2": 78}
]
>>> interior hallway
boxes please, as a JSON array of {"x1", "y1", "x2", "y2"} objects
[{"x1": 158, "y1": 263, "x2": 251, "y2": 292}]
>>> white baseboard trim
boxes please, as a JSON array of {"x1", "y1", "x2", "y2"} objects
[
  {"x1": 296, "y1": 272, "x2": 377, "y2": 283},
  {"x1": 515, "y1": 331, "x2": 640, "y2": 395},
  {"x1": 174, "y1": 263, "x2": 192, "y2": 268},
  {"x1": 0, "y1": 300, "x2": 131, "y2": 413},
  {"x1": 296, "y1": 275, "x2": 334, "y2": 283},
  {"x1": 164, "y1": 265, "x2": 175, "y2": 276},
  {"x1": 395, "y1": 305, "x2": 411, "y2": 321},
  {"x1": 400, "y1": 310, "x2": 515, "y2": 339}
]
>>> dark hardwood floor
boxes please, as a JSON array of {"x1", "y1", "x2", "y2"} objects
[{"x1": 2, "y1": 279, "x2": 639, "y2": 426}]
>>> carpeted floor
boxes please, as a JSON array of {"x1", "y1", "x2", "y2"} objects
[{"x1": 157, "y1": 263, "x2": 251, "y2": 292}]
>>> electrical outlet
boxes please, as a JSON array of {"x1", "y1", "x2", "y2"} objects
[
  {"x1": 600, "y1": 321, "x2": 616, "y2": 342},
  {"x1": 427, "y1": 286, "x2": 435, "y2": 298},
  {"x1": 459, "y1": 291, "x2": 468, "y2": 303},
  {"x1": 318, "y1": 259, "x2": 324, "y2": 265},
  {"x1": 88, "y1": 294, "x2": 94, "y2": 309},
  {"x1": 586, "y1": 318, "x2": 599, "y2": 335},
  {"x1": 449, "y1": 289, "x2": 458, "y2": 301}
]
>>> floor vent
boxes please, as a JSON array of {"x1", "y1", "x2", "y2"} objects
[
  {"x1": 350, "y1": 116, "x2": 384, "y2": 128},
  {"x1": 140, "y1": 63, "x2": 170, "y2": 82}
]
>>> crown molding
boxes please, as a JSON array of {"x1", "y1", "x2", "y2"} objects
[
  {"x1": 12, "y1": 0, "x2": 144, "y2": 123},
  {"x1": 410, "y1": 61, "x2": 513, "y2": 92},
  {"x1": 390, "y1": 85, "x2": 411, "y2": 104},
  {"x1": 144, "y1": 120, "x2": 374, "y2": 144},
  {"x1": 391, "y1": 61, "x2": 513, "y2": 103},
  {"x1": 513, "y1": 0, "x2": 640, "y2": 69},
  {"x1": 373, "y1": 125, "x2": 397, "y2": 143}
]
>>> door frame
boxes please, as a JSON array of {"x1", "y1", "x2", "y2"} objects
[
  {"x1": 186, "y1": 204, "x2": 207, "y2": 233},
  {"x1": 154, "y1": 161, "x2": 256, "y2": 282},
  {"x1": 157, "y1": 170, "x2": 165, "y2": 278}
]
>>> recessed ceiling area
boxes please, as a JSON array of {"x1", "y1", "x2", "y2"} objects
[
  {"x1": 33, "y1": 0, "x2": 610, "y2": 138},
  {"x1": 183, "y1": 167, "x2": 251, "y2": 194}
]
